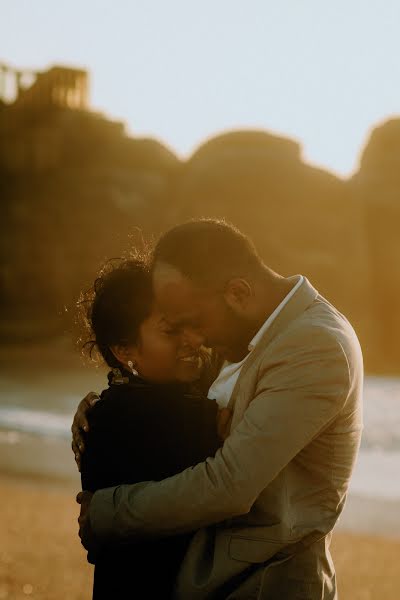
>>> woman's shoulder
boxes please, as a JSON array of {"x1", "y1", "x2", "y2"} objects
[
  {"x1": 87, "y1": 385, "x2": 135, "y2": 427},
  {"x1": 87, "y1": 371, "x2": 215, "y2": 427},
  {"x1": 87, "y1": 379, "x2": 184, "y2": 426}
]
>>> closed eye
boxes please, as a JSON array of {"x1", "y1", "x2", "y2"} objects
[{"x1": 163, "y1": 327, "x2": 180, "y2": 336}]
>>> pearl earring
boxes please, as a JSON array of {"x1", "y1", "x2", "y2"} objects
[{"x1": 127, "y1": 360, "x2": 139, "y2": 377}]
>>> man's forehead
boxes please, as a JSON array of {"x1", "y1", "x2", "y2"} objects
[
  {"x1": 152, "y1": 262, "x2": 186, "y2": 288},
  {"x1": 152, "y1": 262, "x2": 209, "y2": 320},
  {"x1": 152, "y1": 261, "x2": 197, "y2": 305}
]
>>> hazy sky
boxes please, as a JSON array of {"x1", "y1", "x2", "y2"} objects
[{"x1": 2, "y1": 0, "x2": 399, "y2": 176}]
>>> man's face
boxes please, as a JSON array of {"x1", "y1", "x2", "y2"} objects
[{"x1": 152, "y1": 263, "x2": 253, "y2": 361}]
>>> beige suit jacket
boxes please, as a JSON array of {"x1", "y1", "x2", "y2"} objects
[{"x1": 90, "y1": 276, "x2": 363, "y2": 599}]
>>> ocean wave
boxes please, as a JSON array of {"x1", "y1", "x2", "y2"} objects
[
  {"x1": 361, "y1": 376, "x2": 400, "y2": 451},
  {"x1": 0, "y1": 376, "x2": 399, "y2": 450},
  {"x1": 349, "y1": 448, "x2": 400, "y2": 500},
  {"x1": 0, "y1": 406, "x2": 71, "y2": 440}
]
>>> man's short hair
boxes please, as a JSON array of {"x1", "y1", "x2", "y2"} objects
[{"x1": 153, "y1": 218, "x2": 264, "y2": 287}]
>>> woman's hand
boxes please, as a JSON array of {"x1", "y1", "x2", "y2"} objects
[
  {"x1": 71, "y1": 392, "x2": 100, "y2": 471},
  {"x1": 217, "y1": 407, "x2": 232, "y2": 441}
]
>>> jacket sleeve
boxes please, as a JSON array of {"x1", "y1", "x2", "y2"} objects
[{"x1": 89, "y1": 327, "x2": 351, "y2": 543}]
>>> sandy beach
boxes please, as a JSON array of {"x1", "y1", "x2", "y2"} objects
[
  {"x1": 2, "y1": 474, "x2": 92, "y2": 600},
  {"x1": 1, "y1": 472, "x2": 399, "y2": 600}
]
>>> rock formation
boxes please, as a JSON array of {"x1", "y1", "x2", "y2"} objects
[{"x1": 0, "y1": 63, "x2": 398, "y2": 372}]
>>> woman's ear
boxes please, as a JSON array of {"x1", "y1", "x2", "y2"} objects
[
  {"x1": 223, "y1": 278, "x2": 253, "y2": 312},
  {"x1": 110, "y1": 344, "x2": 138, "y2": 369}
]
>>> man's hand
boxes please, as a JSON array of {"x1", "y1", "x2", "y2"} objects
[
  {"x1": 217, "y1": 407, "x2": 232, "y2": 441},
  {"x1": 77, "y1": 490, "x2": 96, "y2": 551},
  {"x1": 71, "y1": 392, "x2": 100, "y2": 471}
]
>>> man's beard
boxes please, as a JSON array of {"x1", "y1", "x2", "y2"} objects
[{"x1": 218, "y1": 305, "x2": 254, "y2": 362}]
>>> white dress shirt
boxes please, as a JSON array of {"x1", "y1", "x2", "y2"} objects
[{"x1": 207, "y1": 275, "x2": 304, "y2": 408}]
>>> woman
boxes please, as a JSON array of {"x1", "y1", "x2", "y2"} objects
[{"x1": 78, "y1": 254, "x2": 222, "y2": 599}]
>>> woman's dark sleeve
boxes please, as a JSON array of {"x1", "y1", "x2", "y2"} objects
[{"x1": 80, "y1": 400, "x2": 117, "y2": 493}]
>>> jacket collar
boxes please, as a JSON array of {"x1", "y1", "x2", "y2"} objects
[{"x1": 227, "y1": 275, "x2": 319, "y2": 408}]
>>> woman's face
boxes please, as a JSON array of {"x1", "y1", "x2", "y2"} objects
[{"x1": 128, "y1": 307, "x2": 202, "y2": 384}]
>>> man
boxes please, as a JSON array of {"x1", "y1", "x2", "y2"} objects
[{"x1": 74, "y1": 219, "x2": 363, "y2": 599}]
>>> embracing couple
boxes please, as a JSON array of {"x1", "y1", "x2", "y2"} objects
[{"x1": 72, "y1": 218, "x2": 363, "y2": 599}]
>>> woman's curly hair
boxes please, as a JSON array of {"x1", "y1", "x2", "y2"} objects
[{"x1": 78, "y1": 250, "x2": 153, "y2": 368}]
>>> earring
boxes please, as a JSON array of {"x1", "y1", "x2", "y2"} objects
[{"x1": 127, "y1": 360, "x2": 139, "y2": 377}]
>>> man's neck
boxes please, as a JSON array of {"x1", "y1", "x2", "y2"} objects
[
  {"x1": 224, "y1": 269, "x2": 297, "y2": 363},
  {"x1": 248, "y1": 269, "x2": 294, "y2": 337}
]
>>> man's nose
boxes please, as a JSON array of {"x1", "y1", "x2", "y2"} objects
[{"x1": 182, "y1": 328, "x2": 206, "y2": 349}]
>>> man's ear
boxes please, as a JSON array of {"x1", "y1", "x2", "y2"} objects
[
  {"x1": 109, "y1": 344, "x2": 137, "y2": 368},
  {"x1": 223, "y1": 278, "x2": 253, "y2": 311}
]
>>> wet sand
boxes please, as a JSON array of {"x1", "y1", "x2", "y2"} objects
[{"x1": 1, "y1": 473, "x2": 92, "y2": 600}]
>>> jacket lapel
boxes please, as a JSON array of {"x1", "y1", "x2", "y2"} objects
[{"x1": 227, "y1": 275, "x2": 319, "y2": 416}]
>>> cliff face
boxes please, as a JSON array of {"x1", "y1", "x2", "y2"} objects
[
  {"x1": 0, "y1": 69, "x2": 398, "y2": 372},
  {"x1": 171, "y1": 131, "x2": 372, "y2": 361},
  {"x1": 350, "y1": 119, "x2": 400, "y2": 372},
  {"x1": 0, "y1": 99, "x2": 180, "y2": 340}
]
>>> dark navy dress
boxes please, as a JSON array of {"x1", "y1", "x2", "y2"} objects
[{"x1": 80, "y1": 368, "x2": 221, "y2": 599}]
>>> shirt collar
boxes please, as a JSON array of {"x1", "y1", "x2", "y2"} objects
[{"x1": 247, "y1": 275, "x2": 304, "y2": 352}]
